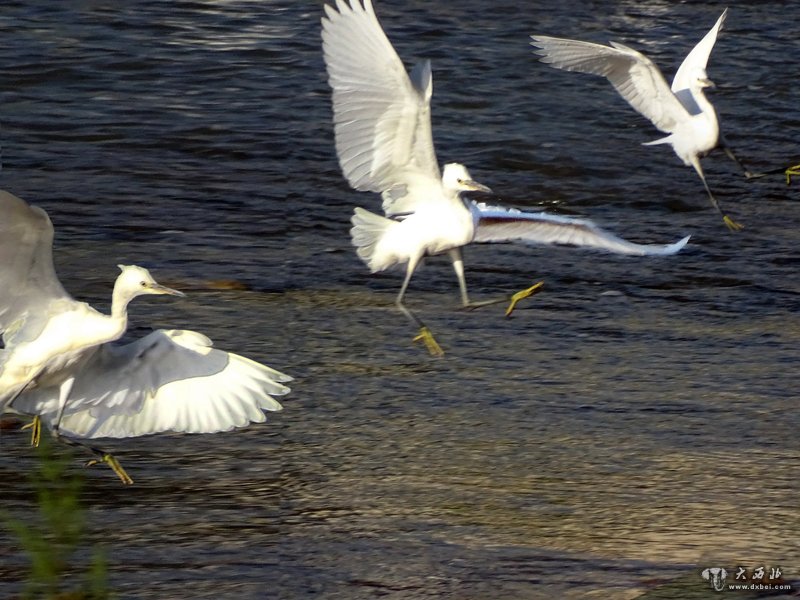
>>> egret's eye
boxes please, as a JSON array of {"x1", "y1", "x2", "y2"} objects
[
  {"x1": 139, "y1": 281, "x2": 147, "y2": 287},
  {"x1": 456, "y1": 178, "x2": 464, "y2": 184}
]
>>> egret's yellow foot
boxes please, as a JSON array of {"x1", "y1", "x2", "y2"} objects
[
  {"x1": 786, "y1": 165, "x2": 800, "y2": 185},
  {"x1": 723, "y1": 215, "x2": 744, "y2": 232},
  {"x1": 20, "y1": 416, "x2": 42, "y2": 447},
  {"x1": 505, "y1": 281, "x2": 545, "y2": 317},
  {"x1": 413, "y1": 326, "x2": 444, "y2": 357},
  {"x1": 86, "y1": 453, "x2": 134, "y2": 485}
]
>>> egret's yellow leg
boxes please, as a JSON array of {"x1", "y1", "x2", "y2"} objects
[
  {"x1": 723, "y1": 215, "x2": 744, "y2": 232},
  {"x1": 693, "y1": 159, "x2": 743, "y2": 232},
  {"x1": 86, "y1": 453, "x2": 134, "y2": 485},
  {"x1": 396, "y1": 257, "x2": 445, "y2": 357},
  {"x1": 723, "y1": 144, "x2": 756, "y2": 179},
  {"x1": 459, "y1": 281, "x2": 545, "y2": 314},
  {"x1": 20, "y1": 416, "x2": 42, "y2": 447},
  {"x1": 786, "y1": 164, "x2": 800, "y2": 185},
  {"x1": 505, "y1": 281, "x2": 545, "y2": 317},
  {"x1": 413, "y1": 326, "x2": 444, "y2": 357},
  {"x1": 58, "y1": 434, "x2": 135, "y2": 485}
]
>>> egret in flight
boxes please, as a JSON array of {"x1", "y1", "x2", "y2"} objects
[
  {"x1": 322, "y1": 0, "x2": 690, "y2": 356},
  {"x1": 0, "y1": 190, "x2": 291, "y2": 484},
  {"x1": 532, "y1": 9, "x2": 755, "y2": 231}
]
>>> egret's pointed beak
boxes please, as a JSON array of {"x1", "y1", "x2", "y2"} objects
[
  {"x1": 699, "y1": 77, "x2": 715, "y2": 89},
  {"x1": 464, "y1": 180, "x2": 493, "y2": 194},
  {"x1": 149, "y1": 283, "x2": 185, "y2": 297}
]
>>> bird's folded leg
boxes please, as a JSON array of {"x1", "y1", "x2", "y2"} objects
[
  {"x1": 722, "y1": 144, "x2": 759, "y2": 180},
  {"x1": 459, "y1": 281, "x2": 545, "y2": 315},
  {"x1": 413, "y1": 326, "x2": 444, "y2": 357},
  {"x1": 505, "y1": 281, "x2": 545, "y2": 317},
  {"x1": 20, "y1": 415, "x2": 42, "y2": 447},
  {"x1": 56, "y1": 434, "x2": 135, "y2": 485},
  {"x1": 86, "y1": 451, "x2": 134, "y2": 485},
  {"x1": 741, "y1": 165, "x2": 796, "y2": 181},
  {"x1": 786, "y1": 164, "x2": 800, "y2": 186},
  {"x1": 723, "y1": 215, "x2": 744, "y2": 232}
]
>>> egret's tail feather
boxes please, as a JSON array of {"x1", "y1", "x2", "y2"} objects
[{"x1": 350, "y1": 207, "x2": 395, "y2": 273}]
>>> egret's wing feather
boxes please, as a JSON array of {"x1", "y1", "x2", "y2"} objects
[
  {"x1": 0, "y1": 190, "x2": 72, "y2": 343},
  {"x1": 14, "y1": 329, "x2": 291, "y2": 439},
  {"x1": 531, "y1": 36, "x2": 689, "y2": 134},
  {"x1": 322, "y1": 0, "x2": 440, "y2": 199},
  {"x1": 471, "y1": 203, "x2": 690, "y2": 256},
  {"x1": 672, "y1": 9, "x2": 727, "y2": 94}
]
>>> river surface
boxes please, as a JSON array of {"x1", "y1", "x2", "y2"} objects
[{"x1": 0, "y1": 1, "x2": 798, "y2": 598}]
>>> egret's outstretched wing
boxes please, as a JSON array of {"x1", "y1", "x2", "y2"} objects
[
  {"x1": 672, "y1": 9, "x2": 727, "y2": 94},
  {"x1": 0, "y1": 190, "x2": 72, "y2": 343},
  {"x1": 530, "y1": 36, "x2": 689, "y2": 134},
  {"x1": 13, "y1": 329, "x2": 292, "y2": 439},
  {"x1": 322, "y1": 0, "x2": 440, "y2": 203},
  {"x1": 471, "y1": 203, "x2": 690, "y2": 256}
]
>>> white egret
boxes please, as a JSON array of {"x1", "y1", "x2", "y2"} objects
[
  {"x1": 322, "y1": 0, "x2": 690, "y2": 356},
  {"x1": 0, "y1": 190, "x2": 291, "y2": 484},
  {"x1": 531, "y1": 8, "x2": 755, "y2": 231}
]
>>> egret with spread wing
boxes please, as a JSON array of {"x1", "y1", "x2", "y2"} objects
[
  {"x1": 532, "y1": 9, "x2": 753, "y2": 231},
  {"x1": 322, "y1": 0, "x2": 689, "y2": 356},
  {"x1": 0, "y1": 190, "x2": 291, "y2": 484}
]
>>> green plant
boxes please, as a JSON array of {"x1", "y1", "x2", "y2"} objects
[{"x1": 2, "y1": 436, "x2": 112, "y2": 600}]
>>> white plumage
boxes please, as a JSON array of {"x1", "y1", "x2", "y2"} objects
[
  {"x1": 0, "y1": 189, "x2": 291, "y2": 482},
  {"x1": 322, "y1": 0, "x2": 690, "y2": 355},
  {"x1": 532, "y1": 9, "x2": 753, "y2": 231},
  {"x1": 12, "y1": 329, "x2": 290, "y2": 440},
  {"x1": 470, "y1": 203, "x2": 689, "y2": 257}
]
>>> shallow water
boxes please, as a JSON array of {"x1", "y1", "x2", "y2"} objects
[{"x1": 0, "y1": 1, "x2": 798, "y2": 598}]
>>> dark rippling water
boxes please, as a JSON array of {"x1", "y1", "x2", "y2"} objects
[{"x1": 0, "y1": 1, "x2": 798, "y2": 598}]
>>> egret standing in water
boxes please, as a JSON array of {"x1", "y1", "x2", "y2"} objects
[
  {"x1": 322, "y1": 0, "x2": 690, "y2": 356},
  {"x1": 0, "y1": 190, "x2": 291, "y2": 484},
  {"x1": 532, "y1": 9, "x2": 754, "y2": 231}
]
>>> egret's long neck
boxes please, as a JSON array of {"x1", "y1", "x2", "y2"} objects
[
  {"x1": 692, "y1": 86, "x2": 717, "y2": 124},
  {"x1": 109, "y1": 285, "x2": 132, "y2": 328},
  {"x1": 688, "y1": 86, "x2": 720, "y2": 152}
]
